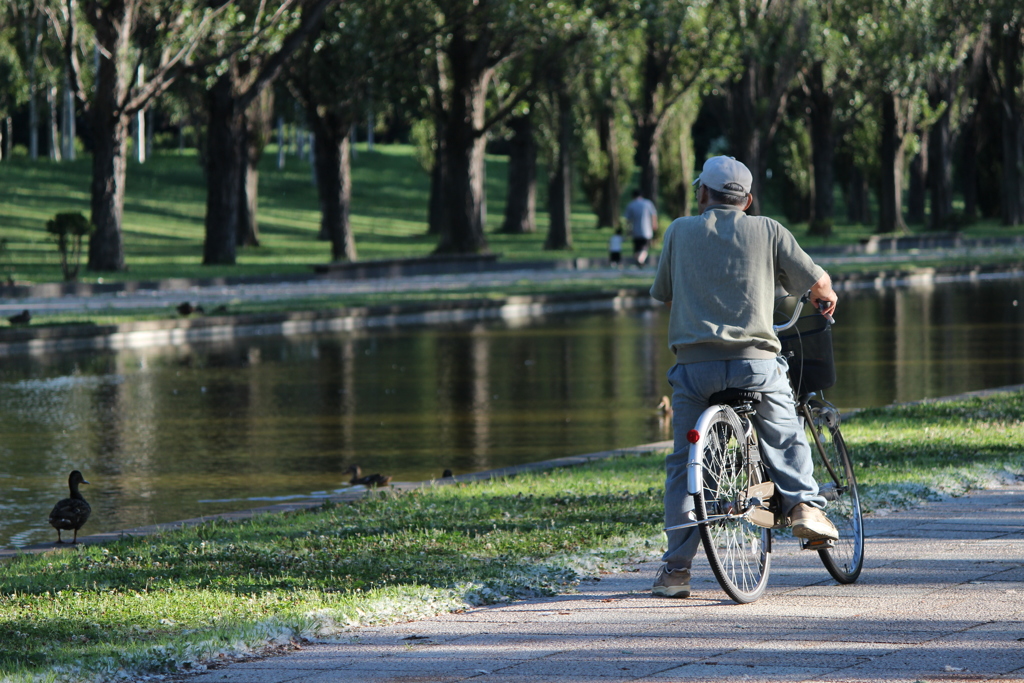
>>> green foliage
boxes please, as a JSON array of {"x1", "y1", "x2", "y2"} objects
[
  {"x1": 657, "y1": 91, "x2": 700, "y2": 218},
  {"x1": 0, "y1": 27, "x2": 27, "y2": 115},
  {"x1": 775, "y1": 116, "x2": 814, "y2": 224},
  {"x1": 44, "y1": 212, "x2": 95, "y2": 281},
  {"x1": 410, "y1": 118, "x2": 435, "y2": 174}
]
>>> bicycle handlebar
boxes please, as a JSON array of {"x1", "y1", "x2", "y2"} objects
[
  {"x1": 772, "y1": 293, "x2": 810, "y2": 333},
  {"x1": 773, "y1": 292, "x2": 835, "y2": 333}
]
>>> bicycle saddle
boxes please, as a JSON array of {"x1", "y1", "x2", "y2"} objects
[{"x1": 708, "y1": 388, "x2": 762, "y2": 407}]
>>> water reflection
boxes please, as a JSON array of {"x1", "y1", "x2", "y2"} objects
[{"x1": 1, "y1": 277, "x2": 1023, "y2": 547}]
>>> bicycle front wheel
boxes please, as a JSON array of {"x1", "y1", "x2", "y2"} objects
[
  {"x1": 805, "y1": 401, "x2": 864, "y2": 583},
  {"x1": 694, "y1": 408, "x2": 772, "y2": 604}
]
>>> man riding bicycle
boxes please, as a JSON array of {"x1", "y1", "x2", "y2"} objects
[{"x1": 649, "y1": 156, "x2": 839, "y2": 599}]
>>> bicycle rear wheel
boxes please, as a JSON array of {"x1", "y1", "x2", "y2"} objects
[
  {"x1": 805, "y1": 401, "x2": 864, "y2": 583},
  {"x1": 695, "y1": 408, "x2": 772, "y2": 604}
]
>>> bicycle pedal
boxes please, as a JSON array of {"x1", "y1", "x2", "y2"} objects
[
  {"x1": 801, "y1": 538, "x2": 835, "y2": 550},
  {"x1": 747, "y1": 507, "x2": 775, "y2": 528}
]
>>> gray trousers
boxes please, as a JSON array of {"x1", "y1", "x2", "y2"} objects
[{"x1": 662, "y1": 357, "x2": 825, "y2": 570}]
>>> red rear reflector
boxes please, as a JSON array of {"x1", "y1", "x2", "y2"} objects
[{"x1": 686, "y1": 429, "x2": 701, "y2": 443}]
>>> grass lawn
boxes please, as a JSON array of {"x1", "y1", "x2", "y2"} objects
[
  {"x1": 1, "y1": 390, "x2": 1021, "y2": 683},
  {"x1": 2, "y1": 144, "x2": 1020, "y2": 286},
  {"x1": 0, "y1": 146, "x2": 616, "y2": 284}
]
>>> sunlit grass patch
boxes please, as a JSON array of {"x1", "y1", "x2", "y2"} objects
[
  {"x1": 0, "y1": 453, "x2": 666, "y2": 682},
  {"x1": 841, "y1": 389, "x2": 1024, "y2": 509}
]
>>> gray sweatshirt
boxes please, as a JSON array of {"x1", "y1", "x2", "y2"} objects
[{"x1": 650, "y1": 205, "x2": 825, "y2": 365}]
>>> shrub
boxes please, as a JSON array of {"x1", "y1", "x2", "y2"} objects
[{"x1": 45, "y1": 211, "x2": 95, "y2": 281}]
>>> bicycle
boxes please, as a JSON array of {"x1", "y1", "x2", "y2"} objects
[{"x1": 665, "y1": 292, "x2": 865, "y2": 604}]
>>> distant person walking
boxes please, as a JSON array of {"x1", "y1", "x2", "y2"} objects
[
  {"x1": 624, "y1": 189, "x2": 658, "y2": 266},
  {"x1": 608, "y1": 227, "x2": 624, "y2": 267}
]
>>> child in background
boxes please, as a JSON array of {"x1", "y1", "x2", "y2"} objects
[{"x1": 608, "y1": 227, "x2": 623, "y2": 267}]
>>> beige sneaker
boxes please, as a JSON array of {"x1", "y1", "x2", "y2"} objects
[
  {"x1": 790, "y1": 503, "x2": 839, "y2": 541},
  {"x1": 652, "y1": 565, "x2": 691, "y2": 598}
]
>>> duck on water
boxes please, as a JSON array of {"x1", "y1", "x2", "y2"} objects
[
  {"x1": 346, "y1": 465, "x2": 391, "y2": 487},
  {"x1": 49, "y1": 470, "x2": 91, "y2": 543}
]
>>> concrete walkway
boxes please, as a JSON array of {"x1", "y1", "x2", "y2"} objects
[{"x1": 180, "y1": 483, "x2": 1024, "y2": 683}]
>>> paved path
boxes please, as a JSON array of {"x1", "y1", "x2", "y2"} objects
[{"x1": 181, "y1": 483, "x2": 1024, "y2": 683}]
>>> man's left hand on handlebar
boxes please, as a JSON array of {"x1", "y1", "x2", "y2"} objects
[{"x1": 809, "y1": 273, "x2": 837, "y2": 321}]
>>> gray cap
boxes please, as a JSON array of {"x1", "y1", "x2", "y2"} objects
[{"x1": 692, "y1": 156, "x2": 753, "y2": 197}]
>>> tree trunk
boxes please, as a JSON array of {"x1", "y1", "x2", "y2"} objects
[
  {"x1": 27, "y1": 12, "x2": 41, "y2": 161},
  {"x1": 238, "y1": 89, "x2": 273, "y2": 247},
  {"x1": 545, "y1": 88, "x2": 573, "y2": 250},
  {"x1": 87, "y1": 12, "x2": 132, "y2": 273},
  {"x1": 427, "y1": 141, "x2": 449, "y2": 236},
  {"x1": 635, "y1": 33, "x2": 665, "y2": 208},
  {"x1": 878, "y1": 92, "x2": 908, "y2": 233},
  {"x1": 928, "y1": 80, "x2": 953, "y2": 230},
  {"x1": 203, "y1": 74, "x2": 242, "y2": 265},
  {"x1": 906, "y1": 148, "x2": 927, "y2": 225},
  {"x1": 595, "y1": 103, "x2": 620, "y2": 228},
  {"x1": 997, "y1": 20, "x2": 1024, "y2": 226},
  {"x1": 807, "y1": 62, "x2": 834, "y2": 235},
  {"x1": 88, "y1": 113, "x2": 130, "y2": 271},
  {"x1": 47, "y1": 85, "x2": 61, "y2": 161},
  {"x1": 311, "y1": 112, "x2": 357, "y2": 262},
  {"x1": 961, "y1": 112, "x2": 978, "y2": 220},
  {"x1": 635, "y1": 120, "x2": 659, "y2": 211},
  {"x1": 436, "y1": 33, "x2": 490, "y2": 254},
  {"x1": 239, "y1": 151, "x2": 260, "y2": 246},
  {"x1": 845, "y1": 165, "x2": 872, "y2": 225},
  {"x1": 729, "y1": 60, "x2": 764, "y2": 214},
  {"x1": 500, "y1": 112, "x2": 537, "y2": 234}
]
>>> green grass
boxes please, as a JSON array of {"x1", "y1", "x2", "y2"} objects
[
  {"x1": 0, "y1": 455, "x2": 667, "y2": 681},
  {"x1": 2, "y1": 390, "x2": 1023, "y2": 682},
  {"x1": 2, "y1": 145, "x2": 1020, "y2": 285},
  {"x1": 841, "y1": 391, "x2": 1024, "y2": 504},
  {"x1": 0, "y1": 146, "x2": 615, "y2": 284}
]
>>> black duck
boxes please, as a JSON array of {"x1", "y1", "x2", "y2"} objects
[
  {"x1": 346, "y1": 465, "x2": 392, "y2": 487},
  {"x1": 48, "y1": 470, "x2": 91, "y2": 543},
  {"x1": 7, "y1": 309, "x2": 31, "y2": 325},
  {"x1": 176, "y1": 302, "x2": 205, "y2": 316}
]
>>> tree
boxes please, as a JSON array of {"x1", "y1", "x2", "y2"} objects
[
  {"x1": 724, "y1": 0, "x2": 810, "y2": 216},
  {"x1": 627, "y1": 0, "x2": 726, "y2": 209},
  {"x1": 0, "y1": 22, "x2": 28, "y2": 158},
  {"x1": 577, "y1": 17, "x2": 635, "y2": 228},
  {"x1": 200, "y1": 0, "x2": 335, "y2": 266},
  {"x1": 656, "y1": 89, "x2": 699, "y2": 218},
  {"x1": 796, "y1": 0, "x2": 862, "y2": 235},
  {"x1": 531, "y1": 6, "x2": 605, "y2": 250},
  {"x1": 499, "y1": 110, "x2": 538, "y2": 234},
  {"x1": 46, "y1": 211, "x2": 94, "y2": 280},
  {"x1": 537, "y1": 61, "x2": 575, "y2": 250},
  {"x1": 420, "y1": 0, "x2": 576, "y2": 254},
  {"x1": 988, "y1": 3, "x2": 1024, "y2": 226},
  {"x1": 65, "y1": 0, "x2": 230, "y2": 271},
  {"x1": 287, "y1": 0, "x2": 425, "y2": 262},
  {"x1": 838, "y1": 0, "x2": 940, "y2": 233}
]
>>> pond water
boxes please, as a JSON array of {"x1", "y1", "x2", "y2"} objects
[{"x1": 2, "y1": 276, "x2": 1023, "y2": 548}]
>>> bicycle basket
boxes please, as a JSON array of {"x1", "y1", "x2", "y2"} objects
[{"x1": 778, "y1": 314, "x2": 835, "y2": 395}]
